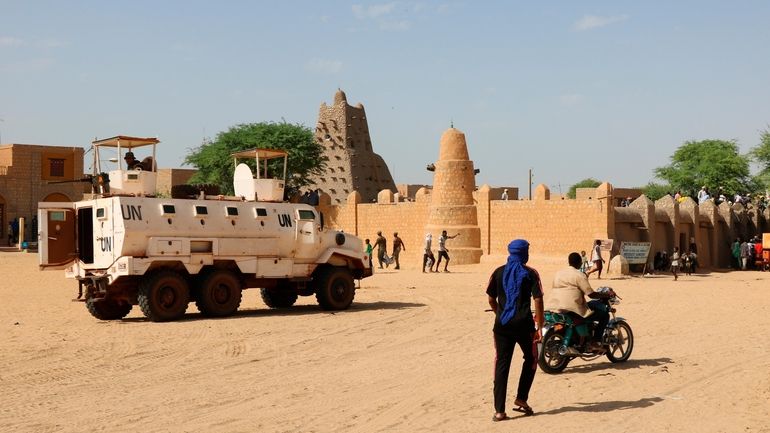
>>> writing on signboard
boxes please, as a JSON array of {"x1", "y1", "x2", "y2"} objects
[{"x1": 620, "y1": 242, "x2": 651, "y2": 265}]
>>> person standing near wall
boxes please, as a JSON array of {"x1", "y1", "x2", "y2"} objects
[
  {"x1": 10, "y1": 217, "x2": 19, "y2": 245},
  {"x1": 486, "y1": 239, "x2": 544, "y2": 422},
  {"x1": 375, "y1": 231, "x2": 388, "y2": 269},
  {"x1": 671, "y1": 247, "x2": 681, "y2": 281},
  {"x1": 364, "y1": 239, "x2": 373, "y2": 270},
  {"x1": 435, "y1": 230, "x2": 459, "y2": 272},
  {"x1": 501, "y1": 189, "x2": 509, "y2": 200},
  {"x1": 392, "y1": 232, "x2": 405, "y2": 270},
  {"x1": 585, "y1": 239, "x2": 605, "y2": 279},
  {"x1": 740, "y1": 239, "x2": 750, "y2": 270},
  {"x1": 732, "y1": 238, "x2": 742, "y2": 269},
  {"x1": 422, "y1": 233, "x2": 435, "y2": 273}
]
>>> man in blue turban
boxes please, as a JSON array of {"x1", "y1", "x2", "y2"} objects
[{"x1": 486, "y1": 239, "x2": 544, "y2": 422}]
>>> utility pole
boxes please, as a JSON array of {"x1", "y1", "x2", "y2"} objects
[{"x1": 528, "y1": 168, "x2": 533, "y2": 200}]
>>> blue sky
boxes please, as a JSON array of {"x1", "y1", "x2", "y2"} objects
[{"x1": 2, "y1": 1, "x2": 769, "y2": 193}]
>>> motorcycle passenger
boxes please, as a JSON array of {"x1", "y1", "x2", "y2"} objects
[{"x1": 545, "y1": 252, "x2": 611, "y2": 351}]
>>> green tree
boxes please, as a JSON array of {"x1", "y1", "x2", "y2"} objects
[
  {"x1": 567, "y1": 178, "x2": 602, "y2": 199},
  {"x1": 185, "y1": 122, "x2": 326, "y2": 195},
  {"x1": 750, "y1": 128, "x2": 770, "y2": 189},
  {"x1": 641, "y1": 182, "x2": 671, "y2": 201},
  {"x1": 654, "y1": 139, "x2": 753, "y2": 196}
]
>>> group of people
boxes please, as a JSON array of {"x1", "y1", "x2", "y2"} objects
[
  {"x1": 680, "y1": 186, "x2": 769, "y2": 211},
  {"x1": 577, "y1": 239, "x2": 606, "y2": 279},
  {"x1": 364, "y1": 231, "x2": 407, "y2": 271},
  {"x1": 6, "y1": 216, "x2": 37, "y2": 246},
  {"x1": 363, "y1": 230, "x2": 461, "y2": 272},
  {"x1": 486, "y1": 239, "x2": 614, "y2": 421},
  {"x1": 732, "y1": 237, "x2": 765, "y2": 270},
  {"x1": 653, "y1": 248, "x2": 698, "y2": 280}
]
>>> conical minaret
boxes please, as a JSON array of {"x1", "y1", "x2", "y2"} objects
[{"x1": 424, "y1": 128, "x2": 482, "y2": 264}]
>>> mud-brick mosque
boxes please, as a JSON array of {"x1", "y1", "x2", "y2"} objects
[{"x1": 311, "y1": 89, "x2": 768, "y2": 270}]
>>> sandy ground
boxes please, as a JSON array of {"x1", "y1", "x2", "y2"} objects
[{"x1": 1, "y1": 251, "x2": 769, "y2": 433}]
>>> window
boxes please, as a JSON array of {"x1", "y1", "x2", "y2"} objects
[
  {"x1": 255, "y1": 208, "x2": 268, "y2": 217},
  {"x1": 226, "y1": 206, "x2": 238, "y2": 216},
  {"x1": 162, "y1": 204, "x2": 176, "y2": 215},
  {"x1": 298, "y1": 210, "x2": 315, "y2": 220},
  {"x1": 96, "y1": 208, "x2": 106, "y2": 218},
  {"x1": 49, "y1": 159, "x2": 65, "y2": 177},
  {"x1": 195, "y1": 206, "x2": 208, "y2": 216}
]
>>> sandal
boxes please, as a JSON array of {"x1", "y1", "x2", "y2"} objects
[
  {"x1": 512, "y1": 400, "x2": 534, "y2": 416},
  {"x1": 492, "y1": 414, "x2": 509, "y2": 422}
]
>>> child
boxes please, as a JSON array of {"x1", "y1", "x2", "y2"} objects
[
  {"x1": 580, "y1": 250, "x2": 590, "y2": 273},
  {"x1": 671, "y1": 247, "x2": 680, "y2": 281},
  {"x1": 365, "y1": 239, "x2": 373, "y2": 269}
]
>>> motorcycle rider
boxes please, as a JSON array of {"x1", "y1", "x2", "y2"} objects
[{"x1": 545, "y1": 252, "x2": 612, "y2": 352}]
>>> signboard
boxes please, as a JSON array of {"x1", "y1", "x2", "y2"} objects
[
  {"x1": 600, "y1": 239, "x2": 614, "y2": 251},
  {"x1": 620, "y1": 241, "x2": 652, "y2": 265}
]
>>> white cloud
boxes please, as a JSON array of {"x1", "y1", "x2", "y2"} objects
[
  {"x1": 305, "y1": 58, "x2": 343, "y2": 74},
  {"x1": 573, "y1": 14, "x2": 629, "y2": 31},
  {"x1": 352, "y1": 3, "x2": 396, "y2": 19},
  {"x1": 0, "y1": 36, "x2": 24, "y2": 47}
]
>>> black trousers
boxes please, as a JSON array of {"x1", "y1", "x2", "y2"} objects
[
  {"x1": 436, "y1": 251, "x2": 450, "y2": 269},
  {"x1": 493, "y1": 327, "x2": 537, "y2": 414}
]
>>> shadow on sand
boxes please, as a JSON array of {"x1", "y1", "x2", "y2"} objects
[
  {"x1": 563, "y1": 357, "x2": 674, "y2": 374},
  {"x1": 538, "y1": 396, "x2": 664, "y2": 415},
  {"x1": 120, "y1": 300, "x2": 427, "y2": 323}
]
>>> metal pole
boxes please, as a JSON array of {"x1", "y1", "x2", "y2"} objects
[{"x1": 528, "y1": 168, "x2": 532, "y2": 200}]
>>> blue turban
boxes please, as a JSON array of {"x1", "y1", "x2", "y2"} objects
[{"x1": 500, "y1": 239, "x2": 530, "y2": 325}]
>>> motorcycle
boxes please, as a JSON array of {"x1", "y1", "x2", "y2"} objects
[{"x1": 538, "y1": 287, "x2": 633, "y2": 374}]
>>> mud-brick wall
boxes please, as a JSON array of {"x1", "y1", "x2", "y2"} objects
[
  {"x1": 355, "y1": 199, "x2": 431, "y2": 268},
  {"x1": 485, "y1": 198, "x2": 611, "y2": 256}
]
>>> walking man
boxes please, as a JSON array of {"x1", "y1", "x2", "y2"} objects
[
  {"x1": 585, "y1": 239, "x2": 605, "y2": 279},
  {"x1": 392, "y1": 232, "x2": 405, "y2": 270},
  {"x1": 374, "y1": 231, "x2": 388, "y2": 269},
  {"x1": 487, "y1": 239, "x2": 544, "y2": 422},
  {"x1": 422, "y1": 233, "x2": 435, "y2": 273},
  {"x1": 435, "y1": 230, "x2": 459, "y2": 272}
]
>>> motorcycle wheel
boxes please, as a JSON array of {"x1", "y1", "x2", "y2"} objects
[
  {"x1": 605, "y1": 320, "x2": 634, "y2": 363},
  {"x1": 538, "y1": 328, "x2": 570, "y2": 374}
]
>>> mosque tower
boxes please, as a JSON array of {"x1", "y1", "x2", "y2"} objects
[
  {"x1": 424, "y1": 127, "x2": 482, "y2": 264},
  {"x1": 310, "y1": 89, "x2": 396, "y2": 204}
]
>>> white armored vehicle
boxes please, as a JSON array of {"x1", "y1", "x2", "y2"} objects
[{"x1": 38, "y1": 136, "x2": 372, "y2": 321}]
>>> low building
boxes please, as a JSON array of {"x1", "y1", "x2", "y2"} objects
[{"x1": 0, "y1": 143, "x2": 86, "y2": 245}]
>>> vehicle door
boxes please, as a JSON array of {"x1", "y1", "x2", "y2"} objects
[
  {"x1": 294, "y1": 208, "x2": 318, "y2": 259},
  {"x1": 38, "y1": 202, "x2": 77, "y2": 269}
]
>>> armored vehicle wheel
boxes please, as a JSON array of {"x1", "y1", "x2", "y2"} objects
[
  {"x1": 260, "y1": 282, "x2": 298, "y2": 309},
  {"x1": 138, "y1": 271, "x2": 190, "y2": 322},
  {"x1": 86, "y1": 297, "x2": 132, "y2": 320},
  {"x1": 195, "y1": 271, "x2": 243, "y2": 317},
  {"x1": 315, "y1": 267, "x2": 355, "y2": 311}
]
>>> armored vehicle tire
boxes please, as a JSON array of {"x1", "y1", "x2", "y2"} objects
[
  {"x1": 195, "y1": 271, "x2": 243, "y2": 317},
  {"x1": 86, "y1": 297, "x2": 133, "y2": 320},
  {"x1": 315, "y1": 267, "x2": 355, "y2": 311},
  {"x1": 260, "y1": 283, "x2": 298, "y2": 309},
  {"x1": 138, "y1": 271, "x2": 190, "y2": 322}
]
